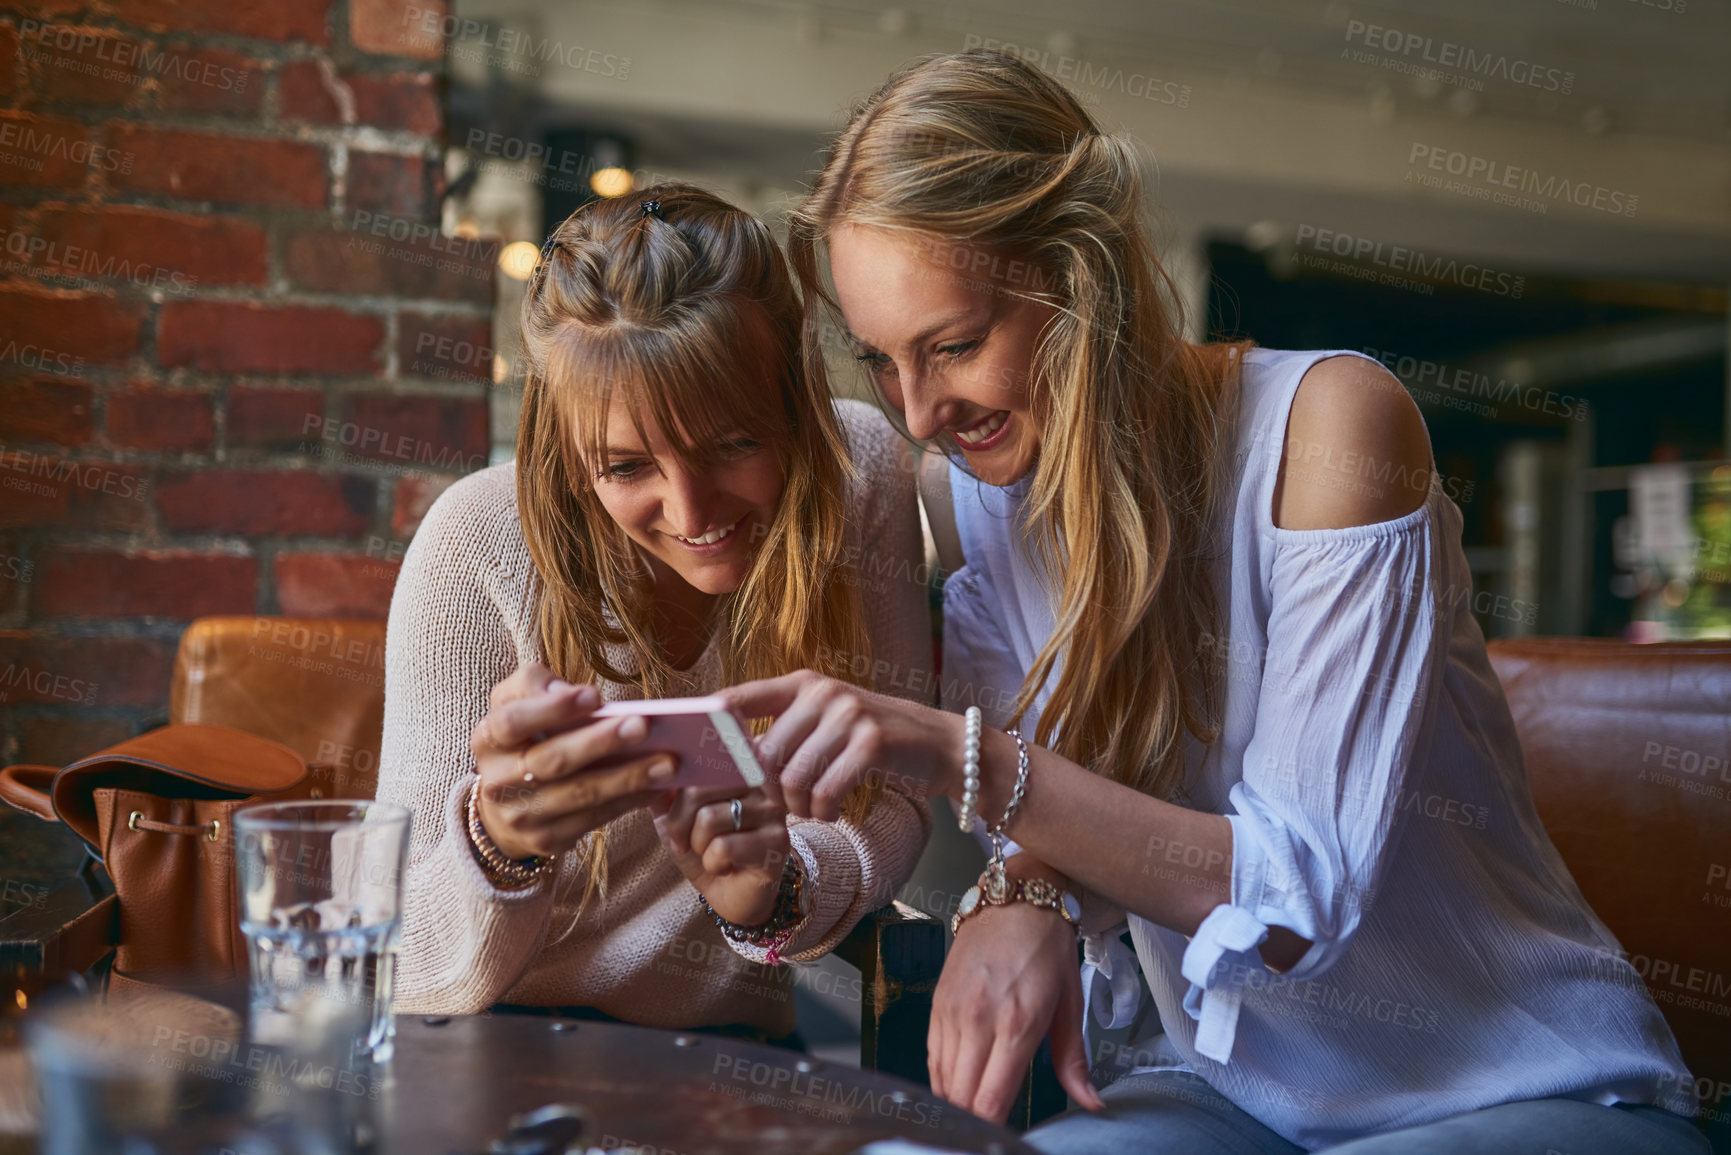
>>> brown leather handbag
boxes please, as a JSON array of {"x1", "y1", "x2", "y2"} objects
[{"x1": 0, "y1": 723, "x2": 339, "y2": 987}]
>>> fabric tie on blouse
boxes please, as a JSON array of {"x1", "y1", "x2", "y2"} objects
[
  {"x1": 1080, "y1": 927, "x2": 1141, "y2": 1061},
  {"x1": 1180, "y1": 904, "x2": 1272, "y2": 1063}
]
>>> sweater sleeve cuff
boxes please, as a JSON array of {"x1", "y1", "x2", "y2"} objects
[
  {"x1": 395, "y1": 775, "x2": 558, "y2": 1014},
  {"x1": 724, "y1": 824, "x2": 858, "y2": 966},
  {"x1": 443, "y1": 774, "x2": 559, "y2": 901}
]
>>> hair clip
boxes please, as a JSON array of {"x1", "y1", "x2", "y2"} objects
[
  {"x1": 529, "y1": 234, "x2": 560, "y2": 294},
  {"x1": 640, "y1": 199, "x2": 662, "y2": 219}
]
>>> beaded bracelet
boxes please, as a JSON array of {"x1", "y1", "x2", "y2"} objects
[
  {"x1": 465, "y1": 778, "x2": 552, "y2": 891},
  {"x1": 697, "y1": 853, "x2": 807, "y2": 954},
  {"x1": 956, "y1": 706, "x2": 983, "y2": 831}
]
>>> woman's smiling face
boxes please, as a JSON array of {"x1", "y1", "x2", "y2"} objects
[
  {"x1": 827, "y1": 225, "x2": 1054, "y2": 487},
  {"x1": 586, "y1": 399, "x2": 785, "y2": 597}
]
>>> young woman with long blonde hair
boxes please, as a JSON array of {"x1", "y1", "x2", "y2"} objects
[
  {"x1": 377, "y1": 185, "x2": 931, "y2": 1037},
  {"x1": 719, "y1": 53, "x2": 1706, "y2": 1151}
]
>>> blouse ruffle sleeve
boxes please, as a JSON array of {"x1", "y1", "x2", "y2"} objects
[{"x1": 1181, "y1": 503, "x2": 1447, "y2": 1064}]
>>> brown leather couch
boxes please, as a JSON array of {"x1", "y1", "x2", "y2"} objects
[
  {"x1": 1486, "y1": 637, "x2": 1729, "y2": 1145},
  {"x1": 1009, "y1": 637, "x2": 1731, "y2": 1134},
  {"x1": 171, "y1": 616, "x2": 389, "y2": 800}
]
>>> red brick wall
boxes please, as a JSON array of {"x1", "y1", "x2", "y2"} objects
[{"x1": 0, "y1": 0, "x2": 493, "y2": 767}]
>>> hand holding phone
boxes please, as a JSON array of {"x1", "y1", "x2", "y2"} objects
[
  {"x1": 648, "y1": 783, "x2": 789, "y2": 926},
  {"x1": 469, "y1": 665, "x2": 677, "y2": 862}
]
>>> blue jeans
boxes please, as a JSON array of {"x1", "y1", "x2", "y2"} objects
[{"x1": 1024, "y1": 1070, "x2": 1712, "y2": 1155}]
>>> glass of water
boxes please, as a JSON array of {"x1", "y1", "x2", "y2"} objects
[
  {"x1": 26, "y1": 987, "x2": 274, "y2": 1155},
  {"x1": 233, "y1": 801, "x2": 411, "y2": 1074}
]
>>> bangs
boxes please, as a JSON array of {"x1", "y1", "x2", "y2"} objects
[{"x1": 543, "y1": 300, "x2": 796, "y2": 481}]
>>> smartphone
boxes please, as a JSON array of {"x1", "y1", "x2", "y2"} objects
[{"x1": 587, "y1": 696, "x2": 765, "y2": 789}]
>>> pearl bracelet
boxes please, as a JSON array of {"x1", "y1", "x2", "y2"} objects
[{"x1": 956, "y1": 706, "x2": 983, "y2": 831}]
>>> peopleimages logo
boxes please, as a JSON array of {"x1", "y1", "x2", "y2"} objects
[
  {"x1": 2, "y1": 227, "x2": 199, "y2": 293},
  {"x1": 1359, "y1": 344, "x2": 1588, "y2": 423},
  {"x1": 961, "y1": 34, "x2": 1192, "y2": 107},
  {"x1": 1408, "y1": 144, "x2": 1638, "y2": 218},
  {"x1": 1342, "y1": 20, "x2": 1575, "y2": 94},
  {"x1": 0, "y1": 119, "x2": 132, "y2": 172},
  {"x1": 1294, "y1": 225, "x2": 1525, "y2": 299},
  {"x1": 401, "y1": 6, "x2": 630, "y2": 80},
  {"x1": 17, "y1": 20, "x2": 250, "y2": 93},
  {"x1": 0, "y1": 338, "x2": 82, "y2": 376},
  {"x1": 0, "y1": 663, "x2": 98, "y2": 705}
]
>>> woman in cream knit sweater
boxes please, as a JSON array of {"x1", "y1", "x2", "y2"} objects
[{"x1": 376, "y1": 186, "x2": 933, "y2": 1037}]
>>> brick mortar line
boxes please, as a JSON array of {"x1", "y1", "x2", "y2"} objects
[
  {"x1": 0, "y1": 103, "x2": 438, "y2": 148},
  {"x1": 0, "y1": 296, "x2": 489, "y2": 347},
  {"x1": 0, "y1": 196, "x2": 338, "y2": 226},
  {"x1": 254, "y1": 538, "x2": 280, "y2": 615},
  {"x1": 0, "y1": 445, "x2": 480, "y2": 476},
  {"x1": 0, "y1": 202, "x2": 487, "y2": 264},
  {"x1": 24, "y1": 287, "x2": 499, "y2": 314},
  {"x1": 0, "y1": 371, "x2": 491, "y2": 400},
  {"x1": 114, "y1": 117, "x2": 438, "y2": 154}
]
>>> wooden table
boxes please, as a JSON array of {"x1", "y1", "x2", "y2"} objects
[{"x1": 370, "y1": 1013, "x2": 1034, "y2": 1155}]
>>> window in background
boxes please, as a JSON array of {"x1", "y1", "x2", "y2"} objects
[{"x1": 1207, "y1": 238, "x2": 1727, "y2": 640}]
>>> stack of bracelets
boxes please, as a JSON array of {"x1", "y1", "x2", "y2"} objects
[
  {"x1": 697, "y1": 854, "x2": 807, "y2": 951},
  {"x1": 465, "y1": 779, "x2": 553, "y2": 889},
  {"x1": 468, "y1": 774, "x2": 808, "y2": 957}
]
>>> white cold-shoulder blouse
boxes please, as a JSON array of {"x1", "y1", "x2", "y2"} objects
[{"x1": 940, "y1": 347, "x2": 1693, "y2": 1150}]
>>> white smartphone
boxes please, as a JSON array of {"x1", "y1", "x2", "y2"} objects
[{"x1": 587, "y1": 696, "x2": 765, "y2": 789}]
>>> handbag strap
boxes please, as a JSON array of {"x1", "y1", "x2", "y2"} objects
[
  {"x1": 126, "y1": 810, "x2": 224, "y2": 841},
  {"x1": 0, "y1": 763, "x2": 58, "y2": 821}
]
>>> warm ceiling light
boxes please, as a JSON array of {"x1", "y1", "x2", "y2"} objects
[
  {"x1": 591, "y1": 166, "x2": 634, "y2": 197},
  {"x1": 498, "y1": 241, "x2": 541, "y2": 281}
]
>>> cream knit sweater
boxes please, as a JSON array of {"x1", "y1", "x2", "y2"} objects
[{"x1": 378, "y1": 401, "x2": 934, "y2": 1035}]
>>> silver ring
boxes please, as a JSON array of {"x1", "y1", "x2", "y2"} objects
[{"x1": 730, "y1": 797, "x2": 743, "y2": 832}]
